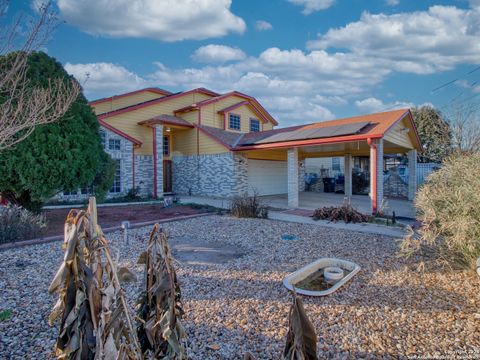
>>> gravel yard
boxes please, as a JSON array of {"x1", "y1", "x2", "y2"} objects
[{"x1": 0, "y1": 215, "x2": 479, "y2": 359}]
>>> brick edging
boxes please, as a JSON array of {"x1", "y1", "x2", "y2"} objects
[{"x1": 0, "y1": 212, "x2": 213, "y2": 251}]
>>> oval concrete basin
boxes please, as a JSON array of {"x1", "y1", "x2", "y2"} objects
[{"x1": 283, "y1": 258, "x2": 361, "y2": 296}]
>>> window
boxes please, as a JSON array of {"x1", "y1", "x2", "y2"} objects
[
  {"x1": 250, "y1": 118, "x2": 260, "y2": 132},
  {"x1": 110, "y1": 160, "x2": 121, "y2": 193},
  {"x1": 163, "y1": 135, "x2": 170, "y2": 156},
  {"x1": 109, "y1": 138, "x2": 121, "y2": 150},
  {"x1": 229, "y1": 114, "x2": 241, "y2": 130},
  {"x1": 332, "y1": 157, "x2": 341, "y2": 171},
  {"x1": 63, "y1": 189, "x2": 78, "y2": 196},
  {"x1": 81, "y1": 186, "x2": 90, "y2": 195}
]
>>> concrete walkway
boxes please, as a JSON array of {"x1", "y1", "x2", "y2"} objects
[{"x1": 179, "y1": 196, "x2": 407, "y2": 238}]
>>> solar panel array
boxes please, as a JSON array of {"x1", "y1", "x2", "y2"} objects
[{"x1": 243, "y1": 121, "x2": 371, "y2": 145}]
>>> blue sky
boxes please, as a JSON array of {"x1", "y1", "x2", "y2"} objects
[{"x1": 7, "y1": 0, "x2": 480, "y2": 126}]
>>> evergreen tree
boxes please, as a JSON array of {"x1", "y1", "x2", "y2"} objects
[
  {"x1": 0, "y1": 52, "x2": 114, "y2": 210},
  {"x1": 411, "y1": 105, "x2": 452, "y2": 162}
]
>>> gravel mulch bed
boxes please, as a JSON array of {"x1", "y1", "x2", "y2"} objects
[{"x1": 0, "y1": 215, "x2": 479, "y2": 359}]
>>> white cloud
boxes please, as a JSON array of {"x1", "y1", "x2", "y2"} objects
[
  {"x1": 355, "y1": 97, "x2": 414, "y2": 113},
  {"x1": 385, "y1": 0, "x2": 399, "y2": 6},
  {"x1": 64, "y1": 62, "x2": 147, "y2": 96},
  {"x1": 287, "y1": 0, "x2": 335, "y2": 15},
  {"x1": 56, "y1": 0, "x2": 246, "y2": 41},
  {"x1": 308, "y1": 5, "x2": 480, "y2": 74},
  {"x1": 192, "y1": 44, "x2": 246, "y2": 64},
  {"x1": 255, "y1": 20, "x2": 273, "y2": 31}
]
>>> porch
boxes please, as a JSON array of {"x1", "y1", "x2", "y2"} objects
[{"x1": 260, "y1": 191, "x2": 415, "y2": 218}]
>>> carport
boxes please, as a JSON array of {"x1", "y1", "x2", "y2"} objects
[{"x1": 233, "y1": 109, "x2": 422, "y2": 214}]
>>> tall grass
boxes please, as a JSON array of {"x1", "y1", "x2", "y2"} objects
[{"x1": 401, "y1": 153, "x2": 480, "y2": 269}]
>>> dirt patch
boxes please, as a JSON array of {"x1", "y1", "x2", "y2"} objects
[
  {"x1": 41, "y1": 204, "x2": 208, "y2": 238},
  {"x1": 170, "y1": 235, "x2": 244, "y2": 265}
]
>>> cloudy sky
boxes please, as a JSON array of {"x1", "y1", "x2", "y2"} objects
[{"x1": 9, "y1": 0, "x2": 480, "y2": 126}]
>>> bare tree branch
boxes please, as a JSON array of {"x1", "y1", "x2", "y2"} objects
[
  {"x1": 0, "y1": 1, "x2": 80, "y2": 151},
  {"x1": 445, "y1": 101, "x2": 480, "y2": 154}
]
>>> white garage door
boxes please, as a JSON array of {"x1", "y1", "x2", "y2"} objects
[{"x1": 247, "y1": 159, "x2": 288, "y2": 196}]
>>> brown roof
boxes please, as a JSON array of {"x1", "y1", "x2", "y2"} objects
[
  {"x1": 138, "y1": 114, "x2": 194, "y2": 128},
  {"x1": 195, "y1": 109, "x2": 420, "y2": 151}
]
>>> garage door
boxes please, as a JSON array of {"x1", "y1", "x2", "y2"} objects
[{"x1": 247, "y1": 159, "x2": 287, "y2": 195}]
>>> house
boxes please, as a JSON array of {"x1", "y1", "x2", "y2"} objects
[{"x1": 61, "y1": 87, "x2": 422, "y2": 214}]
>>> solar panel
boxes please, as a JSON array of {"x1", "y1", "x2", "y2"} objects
[{"x1": 250, "y1": 121, "x2": 371, "y2": 145}]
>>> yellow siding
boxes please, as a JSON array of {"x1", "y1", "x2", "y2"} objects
[
  {"x1": 172, "y1": 129, "x2": 197, "y2": 156},
  {"x1": 199, "y1": 132, "x2": 228, "y2": 154},
  {"x1": 180, "y1": 110, "x2": 199, "y2": 124},
  {"x1": 171, "y1": 129, "x2": 228, "y2": 156},
  {"x1": 200, "y1": 95, "x2": 274, "y2": 132},
  {"x1": 102, "y1": 93, "x2": 206, "y2": 155},
  {"x1": 246, "y1": 149, "x2": 287, "y2": 161},
  {"x1": 92, "y1": 91, "x2": 166, "y2": 115},
  {"x1": 384, "y1": 118, "x2": 414, "y2": 149}
]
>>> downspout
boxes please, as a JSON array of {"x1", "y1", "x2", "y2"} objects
[
  {"x1": 367, "y1": 138, "x2": 377, "y2": 215},
  {"x1": 153, "y1": 127, "x2": 157, "y2": 198}
]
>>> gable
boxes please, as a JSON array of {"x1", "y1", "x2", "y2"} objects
[
  {"x1": 100, "y1": 91, "x2": 214, "y2": 155},
  {"x1": 91, "y1": 89, "x2": 169, "y2": 115},
  {"x1": 200, "y1": 95, "x2": 274, "y2": 132},
  {"x1": 384, "y1": 117, "x2": 416, "y2": 150}
]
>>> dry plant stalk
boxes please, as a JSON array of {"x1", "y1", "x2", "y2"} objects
[
  {"x1": 136, "y1": 224, "x2": 187, "y2": 359},
  {"x1": 283, "y1": 294, "x2": 317, "y2": 360},
  {"x1": 48, "y1": 197, "x2": 142, "y2": 359},
  {"x1": 0, "y1": 1, "x2": 80, "y2": 150}
]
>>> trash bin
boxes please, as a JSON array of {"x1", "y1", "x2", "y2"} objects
[{"x1": 323, "y1": 177, "x2": 335, "y2": 193}]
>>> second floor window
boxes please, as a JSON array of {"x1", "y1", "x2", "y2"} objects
[
  {"x1": 250, "y1": 118, "x2": 260, "y2": 132},
  {"x1": 229, "y1": 114, "x2": 241, "y2": 130},
  {"x1": 109, "y1": 138, "x2": 121, "y2": 150},
  {"x1": 163, "y1": 135, "x2": 170, "y2": 156}
]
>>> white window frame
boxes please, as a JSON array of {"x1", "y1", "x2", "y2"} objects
[
  {"x1": 229, "y1": 113, "x2": 241, "y2": 130},
  {"x1": 250, "y1": 118, "x2": 260, "y2": 132}
]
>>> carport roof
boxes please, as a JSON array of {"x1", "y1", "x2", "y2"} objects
[{"x1": 200, "y1": 109, "x2": 421, "y2": 151}]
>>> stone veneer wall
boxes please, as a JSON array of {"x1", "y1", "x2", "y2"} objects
[
  {"x1": 172, "y1": 152, "x2": 248, "y2": 197},
  {"x1": 134, "y1": 155, "x2": 154, "y2": 197}
]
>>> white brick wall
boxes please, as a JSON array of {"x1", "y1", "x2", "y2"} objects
[{"x1": 287, "y1": 148, "x2": 299, "y2": 208}]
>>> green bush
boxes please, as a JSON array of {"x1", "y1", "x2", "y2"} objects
[
  {"x1": 0, "y1": 205, "x2": 46, "y2": 244},
  {"x1": 402, "y1": 153, "x2": 480, "y2": 269},
  {"x1": 230, "y1": 193, "x2": 268, "y2": 219}
]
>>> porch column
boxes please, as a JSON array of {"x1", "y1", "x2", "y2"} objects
[
  {"x1": 153, "y1": 125, "x2": 164, "y2": 198},
  {"x1": 344, "y1": 154, "x2": 353, "y2": 198},
  {"x1": 407, "y1": 149, "x2": 417, "y2": 201},
  {"x1": 287, "y1": 147, "x2": 299, "y2": 208},
  {"x1": 369, "y1": 139, "x2": 384, "y2": 214}
]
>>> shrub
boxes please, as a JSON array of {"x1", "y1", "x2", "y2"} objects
[
  {"x1": 312, "y1": 202, "x2": 371, "y2": 223},
  {"x1": 230, "y1": 193, "x2": 268, "y2": 219},
  {"x1": 401, "y1": 153, "x2": 480, "y2": 269},
  {"x1": 0, "y1": 204, "x2": 46, "y2": 243}
]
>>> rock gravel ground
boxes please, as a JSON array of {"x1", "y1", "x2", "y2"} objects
[{"x1": 0, "y1": 215, "x2": 479, "y2": 359}]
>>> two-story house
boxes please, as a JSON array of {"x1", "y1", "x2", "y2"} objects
[{"x1": 64, "y1": 86, "x2": 422, "y2": 214}]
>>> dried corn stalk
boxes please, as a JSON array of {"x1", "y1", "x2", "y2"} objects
[
  {"x1": 283, "y1": 294, "x2": 317, "y2": 360},
  {"x1": 136, "y1": 224, "x2": 187, "y2": 359},
  {"x1": 48, "y1": 197, "x2": 142, "y2": 359}
]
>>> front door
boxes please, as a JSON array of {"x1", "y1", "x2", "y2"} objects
[{"x1": 163, "y1": 160, "x2": 172, "y2": 193}]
